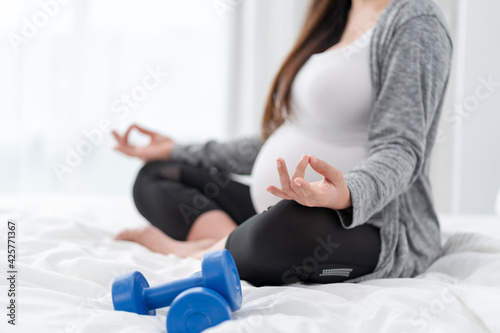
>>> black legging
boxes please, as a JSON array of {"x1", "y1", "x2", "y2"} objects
[{"x1": 133, "y1": 160, "x2": 381, "y2": 286}]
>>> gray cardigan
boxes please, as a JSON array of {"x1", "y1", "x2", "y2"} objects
[{"x1": 171, "y1": 0, "x2": 453, "y2": 282}]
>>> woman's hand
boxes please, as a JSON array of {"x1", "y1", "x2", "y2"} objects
[
  {"x1": 266, "y1": 154, "x2": 352, "y2": 210},
  {"x1": 112, "y1": 124, "x2": 175, "y2": 162}
]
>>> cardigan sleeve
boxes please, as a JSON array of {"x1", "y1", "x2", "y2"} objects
[
  {"x1": 170, "y1": 135, "x2": 263, "y2": 175},
  {"x1": 336, "y1": 16, "x2": 453, "y2": 228}
]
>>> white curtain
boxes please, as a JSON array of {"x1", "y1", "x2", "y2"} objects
[
  {"x1": 225, "y1": 0, "x2": 309, "y2": 137},
  {"x1": 1, "y1": 0, "x2": 232, "y2": 196},
  {"x1": 1, "y1": 0, "x2": 309, "y2": 197}
]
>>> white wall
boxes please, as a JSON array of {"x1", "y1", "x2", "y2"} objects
[
  {"x1": 433, "y1": 0, "x2": 500, "y2": 214},
  {"x1": 454, "y1": 0, "x2": 500, "y2": 214}
]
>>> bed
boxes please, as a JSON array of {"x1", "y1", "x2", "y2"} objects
[{"x1": 1, "y1": 194, "x2": 499, "y2": 333}]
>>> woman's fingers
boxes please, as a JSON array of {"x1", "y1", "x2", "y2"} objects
[
  {"x1": 112, "y1": 128, "x2": 140, "y2": 157},
  {"x1": 266, "y1": 185, "x2": 293, "y2": 200},
  {"x1": 121, "y1": 125, "x2": 135, "y2": 145},
  {"x1": 276, "y1": 158, "x2": 294, "y2": 194},
  {"x1": 132, "y1": 124, "x2": 156, "y2": 137},
  {"x1": 309, "y1": 155, "x2": 341, "y2": 182},
  {"x1": 112, "y1": 124, "x2": 154, "y2": 147},
  {"x1": 268, "y1": 155, "x2": 348, "y2": 209},
  {"x1": 111, "y1": 130, "x2": 121, "y2": 143},
  {"x1": 294, "y1": 177, "x2": 323, "y2": 206},
  {"x1": 291, "y1": 154, "x2": 308, "y2": 179},
  {"x1": 276, "y1": 155, "x2": 309, "y2": 195},
  {"x1": 113, "y1": 145, "x2": 132, "y2": 156},
  {"x1": 294, "y1": 177, "x2": 315, "y2": 197},
  {"x1": 290, "y1": 154, "x2": 309, "y2": 192},
  {"x1": 112, "y1": 124, "x2": 139, "y2": 148}
]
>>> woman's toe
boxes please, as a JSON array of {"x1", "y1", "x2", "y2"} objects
[{"x1": 114, "y1": 229, "x2": 134, "y2": 241}]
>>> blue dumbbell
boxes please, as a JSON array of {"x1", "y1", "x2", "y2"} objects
[
  {"x1": 111, "y1": 249, "x2": 242, "y2": 316},
  {"x1": 167, "y1": 287, "x2": 233, "y2": 332}
]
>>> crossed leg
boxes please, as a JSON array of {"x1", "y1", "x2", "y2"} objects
[
  {"x1": 114, "y1": 209, "x2": 236, "y2": 258},
  {"x1": 114, "y1": 160, "x2": 254, "y2": 257}
]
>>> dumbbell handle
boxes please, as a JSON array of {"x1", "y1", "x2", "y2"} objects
[{"x1": 143, "y1": 271, "x2": 203, "y2": 310}]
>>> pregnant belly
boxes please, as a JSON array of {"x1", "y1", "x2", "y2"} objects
[{"x1": 250, "y1": 122, "x2": 368, "y2": 213}]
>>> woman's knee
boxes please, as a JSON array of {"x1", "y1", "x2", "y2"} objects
[
  {"x1": 225, "y1": 200, "x2": 353, "y2": 285},
  {"x1": 229, "y1": 199, "x2": 332, "y2": 251},
  {"x1": 133, "y1": 160, "x2": 180, "y2": 202},
  {"x1": 253, "y1": 199, "x2": 340, "y2": 241},
  {"x1": 135, "y1": 160, "x2": 179, "y2": 183},
  {"x1": 225, "y1": 200, "x2": 315, "y2": 285}
]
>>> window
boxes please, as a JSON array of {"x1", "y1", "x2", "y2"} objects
[{"x1": 0, "y1": 0, "x2": 232, "y2": 195}]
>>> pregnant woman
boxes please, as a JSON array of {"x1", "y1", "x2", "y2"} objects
[{"x1": 113, "y1": 0, "x2": 452, "y2": 286}]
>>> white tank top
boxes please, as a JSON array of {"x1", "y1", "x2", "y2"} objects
[{"x1": 250, "y1": 27, "x2": 375, "y2": 213}]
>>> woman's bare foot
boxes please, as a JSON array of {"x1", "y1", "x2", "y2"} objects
[
  {"x1": 114, "y1": 225, "x2": 218, "y2": 258},
  {"x1": 190, "y1": 236, "x2": 229, "y2": 260}
]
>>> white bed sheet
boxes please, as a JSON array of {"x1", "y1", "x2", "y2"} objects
[{"x1": 1, "y1": 194, "x2": 499, "y2": 333}]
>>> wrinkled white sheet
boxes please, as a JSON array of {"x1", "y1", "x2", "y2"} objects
[{"x1": 0, "y1": 195, "x2": 499, "y2": 333}]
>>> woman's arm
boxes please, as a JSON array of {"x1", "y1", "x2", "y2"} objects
[
  {"x1": 337, "y1": 16, "x2": 453, "y2": 228},
  {"x1": 170, "y1": 135, "x2": 263, "y2": 175},
  {"x1": 112, "y1": 124, "x2": 262, "y2": 174}
]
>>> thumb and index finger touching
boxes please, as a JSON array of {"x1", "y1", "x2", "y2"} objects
[
  {"x1": 111, "y1": 124, "x2": 156, "y2": 146},
  {"x1": 308, "y1": 155, "x2": 342, "y2": 183}
]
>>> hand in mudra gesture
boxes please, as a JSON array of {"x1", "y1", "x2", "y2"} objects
[
  {"x1": 266, "y1": 154, "x2": 352, "y2": 210},
  {"x1": 112, "y1": 124, "x2": 175, "y2": 162}
]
